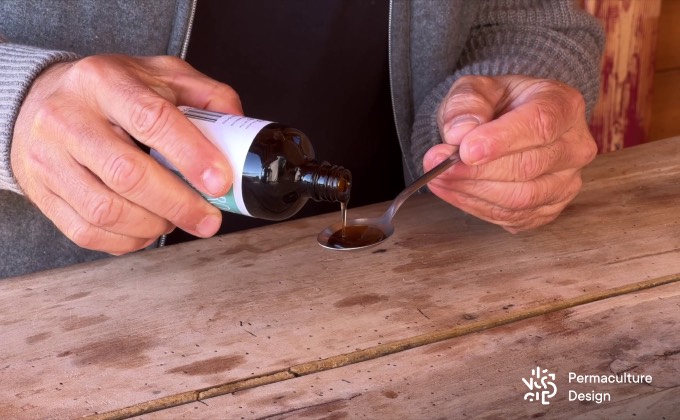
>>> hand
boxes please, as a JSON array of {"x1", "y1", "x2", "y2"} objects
[
  {"x1": 424, "y1": 75, "x2": 597, "y2": 232},
  {"x1": 11, "y1": 54, "x2": 243, "y2": 254}
]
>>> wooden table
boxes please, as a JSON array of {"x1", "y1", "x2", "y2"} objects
[{"x1": 1, "y1": 137, "x2": 679, "y2": 419}]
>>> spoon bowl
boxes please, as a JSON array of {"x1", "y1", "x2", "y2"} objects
[
  {"x1": 317, "y1": 150, "x2": 460, "y2": 250},
  {"x1": 316, "y1": 216, "x2": 394, "y2": 251}
]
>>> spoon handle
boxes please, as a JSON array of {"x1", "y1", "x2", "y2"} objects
[{"x1": 383, "y1": 151, "x2": 461, "y2": 221}]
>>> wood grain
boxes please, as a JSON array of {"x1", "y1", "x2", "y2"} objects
[
  {"x1": 654, "y1": 0, "x2": 680, "y2": 72},
  {"x1": 649, "y1": 0, "x2": 680, "y2": 141},
  {"x1": 650, "y1": 69, "x2": 680, "y2": 141},
  {"x1": 582, "y1": 0, "x2": 662, "y2": 151},
  {"x1": 142, "y1": 282, "x2": 680, "y2": 419}
]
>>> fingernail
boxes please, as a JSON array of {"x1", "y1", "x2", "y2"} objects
[
  {"x1": 202, "y1": 166, "x2": 228, "y2": 196},
  {"x1": 445, "y1": 116, "x2": 480, "y2": 141},
  {"x1": 449, "y1": 116, "x2": 480, "y2": 128},
  {"x1": 196, "y1": 214, "x2": 221, "y2": 237}
]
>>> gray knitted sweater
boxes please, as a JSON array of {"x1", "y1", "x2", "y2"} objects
[{"x1": 0, "y1": 0, "x2": 604, "y2": 192}]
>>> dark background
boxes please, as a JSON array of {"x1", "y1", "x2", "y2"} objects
[{"x1": 169, "y1": 0, "x2": 405, "y2": 243}]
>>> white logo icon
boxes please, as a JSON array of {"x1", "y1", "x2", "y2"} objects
[{"x1": 523, "y1": 366, "x2": 557, "y2": 405}]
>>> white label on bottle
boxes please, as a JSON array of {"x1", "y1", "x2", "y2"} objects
[{"x1": 151, "y1": 106, "x2": 272, "y2": 217}]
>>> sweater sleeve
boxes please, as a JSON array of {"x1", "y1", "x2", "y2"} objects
[
  {"x1": 0, "y1": 42, "x2": 79, "y2": 193},
  {"x1": 409, "y1": 0, "x2": 605, "y2": 177}
]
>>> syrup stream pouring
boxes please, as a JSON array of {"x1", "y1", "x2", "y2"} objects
[{"x1": 317, "y1": 150, "x2": 461, "y2": 250}]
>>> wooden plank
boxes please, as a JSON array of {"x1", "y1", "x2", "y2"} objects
[
  {"x1": 1, "y1": 138, "x2": 680, "y2": 419},
  {"x1": 572, "y1": 387, "x2": 680, "y2": 420},
  {"x1": 648, "y1": 0, "x2": 680, "y2": 142},
  {"x1": 655, "y1": 0, "x2": 680, "y2": 71},
  {"x1": 650, "y1": 69, "x2": 680, "y2": 141},
  {"x1": 141, "y1": 281, "x2": 680, "y2": 419},
  {"x1": 582, "y1": 0, "x2": 661, "y2": 151}
]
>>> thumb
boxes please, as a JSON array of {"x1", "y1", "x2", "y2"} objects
[{"x1": 437, "y1": 76, "x2": 500, "y2": 149}]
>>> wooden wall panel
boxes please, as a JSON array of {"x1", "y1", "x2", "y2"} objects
[
  {"x1": 654, "y1": 0, "x2": 680, "y2": 71},
  {"x1": 581, "y1": 0, "x2": 662, "y2": 153},
  {"x1": 649, "y1": 0, "x2": 680, "y2": 141},
  {"x1": 649, "y1": 69, "x2": 680, "y2": 141}
]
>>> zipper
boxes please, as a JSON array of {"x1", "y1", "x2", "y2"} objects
[
  {"x1": 387, "y1": 0, "x2": 414, "y2": 184},
  {"x1": 180, "y1": 0, "x2": 198, "y2": 60},
  {"x1": 387, "y1": 0, "x2": 400, "y2": 154}
]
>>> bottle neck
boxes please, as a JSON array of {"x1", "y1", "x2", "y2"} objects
[{"x1": 300, "y1": 162, "x2": 352, "y2": 204}]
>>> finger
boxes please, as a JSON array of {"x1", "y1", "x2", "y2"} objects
[
  {"x1": 13, "y1": 109, "x2": 166, "y2": 242},
  {"x1": 32, "y1": 186, "x2": 155, "y2": 255},
  {"x1": 436, "y1": 185, "x2": 574, "y2": 231},
  {"x1": 72, "y1": 56, "x2": 233, "y2": 199},
  {"x1": 64, "y1": 116, "x2": 223, "y2": 239},
  {"x1": 423, "y1": 143, "x2": 461, "y2": 176},
  {"x1": 430, "y1": 169, "x2": 581, "y2": 213},
  {"x1": 139, "y1": 56, "x2": 244, "y2": 115},
  {"x1": 458, "y1": 81, "x2": 587, "y2": 166},
  {"x1": 41, "y1": 149, "x2": 174, "y2": 239},
  {"x1": 113, "y1": 94, "x2": 232, "y2": 198},
  {"x1": 428, "y1": 171, "x2": 582, "y2": 228},
  {"x1": 427, "y1": 137, "x2": 588, "y2": 183},
  {"x1": 437, "y1": 76, "x2": 500, "y2": 146}
]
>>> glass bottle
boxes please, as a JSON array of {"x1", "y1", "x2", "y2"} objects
[{"x1": 152, "y1": 107, "x2": 351, "y2": 221}]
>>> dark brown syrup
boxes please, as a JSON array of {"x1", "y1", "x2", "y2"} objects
[{"x1": 326, "y1": 225, "x2": 387, "y2": 249}]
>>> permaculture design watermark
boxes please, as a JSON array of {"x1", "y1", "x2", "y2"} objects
[{"x1": 522, "y1": 366, "x2": 653, "y2": 405}]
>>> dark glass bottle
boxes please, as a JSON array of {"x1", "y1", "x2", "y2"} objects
[{"x1": 152, "y1": 107, "x2": 351, "y2": 221}]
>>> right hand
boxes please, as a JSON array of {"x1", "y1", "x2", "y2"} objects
[
  {"x1": 11, "y1": 54, "x2": 243, "y2": 255},
  {"x1": 424, "y1": 75, "x2": 597, "y2": 232}
]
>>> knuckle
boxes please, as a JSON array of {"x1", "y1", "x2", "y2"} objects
[
  {"x1": 68, "y1": 55, "x2": 112, "y2": 86},
  {"x1": 451, "y1": 75, "x2": 497, "y2": 102},
  {"x1": 31, "y1": 100, "x2": 67, "y2": 137},
  {"x1": 104, "y1": 152, "x2": 148, "y2": 195},
  {"x1": 29, "y1": 93, "x2": 92, "y2": 149},
  {"x1": 532, "y1": 104, "x2": 562, "y2": 144},
  {"x1": 515, "y1": 152, "x2": 543, "y2": 182},
  {"x1": 210, "y1": 80, "x2": 242, "y2": 105},
  {"x1": 36, "y1": 193, "x2": 60, "y2": 217},
  {"x1": 564, "y1": 174, "x2": 584, "y2": 200},
  {"x1": 151, "y1": 55, "x2": 185, "y2": 69},
  {"x1": 454, "y1": 75, "x2": 494, "y2": 90},
  {"x1": 22, "y1": 140, "x2": 51, "y2": 173},
  {"x1": 550, "y1": 79, "x2": 586, "y2": 111},
  {"x1": 441, "y1": 75, "x2": 497, "y2": 126},
  {"x1": 164, "y1": 197, "x2": 214, "y2": 235},
  {"x1": 164, "y1": 198, "x2": 193, "y2": 223},
  {"x1": 505, "y1": 184, "x2": 538, "y2": 211},
  {"x1": 83, "y1": 193, "x2": 124, "y2": 228},
  {"x1": 581, "y1": 136, "x2": 599, "y2": 163},
  {"x1": 570, "y1": 91, "x2": 587, "y2": 115},
  {"x1": 449, "y1": 77, "x2": 477, "y2": 97},
  {"x1": 70, "y1": 55, "x2": 100, "y2": 73},
  {"x1": 67, "y1": 220, "x2": 99, "y2": 250},
  {"x1": 129, "y1": 99, "x2": 174, "y2": 140},
  {"x1": 445, "y1": 82, "x2": 487, "y2": 109},
  {"x1": 489, "y1": 204, "x2": 516, "y2": 223},
  {"x1": 443, "y1": 93, "x2": 486, "y2": 120},
  {"x1": 536, "y1": 80, "x2": 586, "y2": 134}
]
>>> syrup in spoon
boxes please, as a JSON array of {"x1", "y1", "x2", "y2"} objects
[{"x1": 317, "y1": 151, "x2": 460, "y2": 250}]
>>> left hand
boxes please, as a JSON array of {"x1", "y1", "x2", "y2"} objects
[{"x1": 424, "y1": 75, "x2": 598, "y2": 232}]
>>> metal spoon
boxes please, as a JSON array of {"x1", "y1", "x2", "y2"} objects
[{"x1": 317, "y1": 150, "x2": 461, "y2": 250}]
